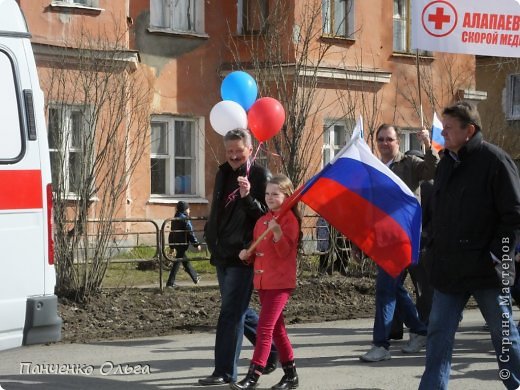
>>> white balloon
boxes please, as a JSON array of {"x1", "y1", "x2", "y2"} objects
[{"x1": 209, "y1": 100, "x2": 248, "y2": 136}]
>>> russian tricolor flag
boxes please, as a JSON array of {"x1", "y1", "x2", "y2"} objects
[
  {"x1": 431, "y1": 112, "x2": 444, "y2": 153},
  {"x1": 282, "y1": 117, "x2": 421, "y2": 277}
]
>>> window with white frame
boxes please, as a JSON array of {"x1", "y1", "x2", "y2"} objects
[
  {"x1": 150, "y1": 0, "x2": 205, "y2": 33},
  {"x1": 399, "y1": 128, "x2": 422, "y2": 153},
  {"x1": 48, "y1": 106, "x2": 89, "y2": 195},
  {"x1": 322, "y1": 118, "x2": 354, "y2": 166},
  {"x1": 237, "y1": 0, "x2": 268, "y2": 35},
  {"x1": 506, "y1": 74, "x2": 520, "y2": 120},
  {"x1": 393, "y1": 0, "x2": 430, "y2": 55},
  {"x1": 322, "y1": 0, "x2": 355, "y2": 38},
  {"x1": 150, "y1": 116, "x2": 202, "y2": 197}
]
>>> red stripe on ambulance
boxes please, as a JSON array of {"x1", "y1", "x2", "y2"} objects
[{"x1": 0, "y1": 170, "x2": 43, "y2": 210}]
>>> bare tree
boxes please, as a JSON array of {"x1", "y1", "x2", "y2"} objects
[
  {"x1": 393, "y1": 53, "x2": 475, "y2": 128},
  {"x1": 41, "y1": 24, "x2": 152, "y2": 301},
  {"x1": 394, "y1": 54, "x2": 520, "y2": 160},
  {"x1": 226, "y1": 1, "x2": 387, "y2": 276},
  {"x1": 226, "y1": 1, "x2": 341, "y2": 186},
  {"x1": 225, "y1": 1, "x2": 389, "y2": 182}
]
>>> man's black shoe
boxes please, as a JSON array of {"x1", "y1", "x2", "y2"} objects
[
  {"x1": 388, "y1": 332, "x2": 403, "y2": 341},
  {"x1": 198, "y1": 375, "x2": 229, "y2": 386},
  {"x1": 264, "y1": 361, "x2": 277, "y2": 375}
]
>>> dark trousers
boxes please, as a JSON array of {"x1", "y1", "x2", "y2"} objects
[
  {"x1": 390, "y1": 257, "x2": 434, "y2": 339},
  {"x1": 408, "y1": 261, "x2": 434, "y2": 324},
  {"x1": 213, "y1": 265, "x2": 254, "y2": 381},
  {"x1": 166, "y1": 251, "x2": 198, "y2": 285},
  {"x1": 373, "y1": 267, "x2": 427, "y2": 349},
  {"x1": 512, "y1": 266, "x2": 520, "y2": 307},
  {"x1": 212, "y1": 266, "x2": 278, "y2": 381}
]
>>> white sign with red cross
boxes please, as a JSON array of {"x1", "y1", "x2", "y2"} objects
[{"x1": 412, "y1": 0, "x2": 520, "y2": 57}]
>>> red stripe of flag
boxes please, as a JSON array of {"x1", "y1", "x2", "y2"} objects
[{"x1": 300, "y1": 178, "x2": 412, "y2": 277}]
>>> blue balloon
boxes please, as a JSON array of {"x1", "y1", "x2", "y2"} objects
[{"x1": 220, "y1": 71, "x2": 258, "y2": 111}]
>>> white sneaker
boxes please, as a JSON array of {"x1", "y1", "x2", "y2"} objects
[
  {"x1": 360, "y1": 345, "x2": 391, "y2": 362},
  {"x1": 401, "y1": 333, "x2": 427, "y2": 353}
]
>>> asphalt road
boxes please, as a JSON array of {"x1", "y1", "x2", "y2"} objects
[{"x1": 0, "y1": 308, "x2": 517, "y2": 390}]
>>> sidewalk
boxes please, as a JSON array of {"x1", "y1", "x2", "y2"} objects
[{"x1": 0, "y1": 308, "x2": 517, "y2": 389}]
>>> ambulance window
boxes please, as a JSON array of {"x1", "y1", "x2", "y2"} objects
[{"x1": 0, "y1": 52, "x2": 22, "y2": 160}]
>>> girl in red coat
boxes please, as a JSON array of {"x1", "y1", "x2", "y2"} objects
[{"x1": 232, "y1": 174, "x2": 301, "y2": 390}]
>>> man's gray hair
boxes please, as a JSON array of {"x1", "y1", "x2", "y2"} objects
[{"x1": 224, "y1": 128, "x2": 252, "y2": 148}]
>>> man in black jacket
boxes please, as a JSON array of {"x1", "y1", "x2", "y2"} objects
[
  {"x1": 199, "y1": 128, "x2": 274, "y2": 385},
  {"x1": 419, "y1": 101, "x2": 520, "y2": 389}
]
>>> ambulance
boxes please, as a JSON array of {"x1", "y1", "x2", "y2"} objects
[{"x1": 0, "y1": 0, "x2": 61, "y2": 350}]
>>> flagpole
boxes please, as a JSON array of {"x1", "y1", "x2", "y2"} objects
[
  {"x1": 245, "y1": 117, "x2": 364, "y2": 256},
  {"x1": 244, "y1": 178, "x2": 309, "y2": 255},
  {"x1": 416, "y1": 50, "x2": 424, "y2": 128},
  {"x1": 416, "y1": 50, "x2": 426, "y2": 153},
  {"x1": 245, "y1": 225, "x2": 274, "y2": 256}
]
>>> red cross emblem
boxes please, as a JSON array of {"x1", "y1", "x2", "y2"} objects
[{"x1": 422, "y1": 1, "x2": 458, "y2": 38}]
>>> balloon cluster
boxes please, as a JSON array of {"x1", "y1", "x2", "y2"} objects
[{"x1": 209, "y1": 71, "x2": 285, "y2": 142}]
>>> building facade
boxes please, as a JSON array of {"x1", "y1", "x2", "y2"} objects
[
  {"x1": 18, "y1": 0, "x2": 489, "y2": 226},
  {"x1": 476, "y1": 56, "x2": 520, "y2": 165}
]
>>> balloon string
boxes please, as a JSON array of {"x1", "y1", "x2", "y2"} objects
[
  {"x1": 248, "y1": 141, "x2": 263, "y2": 175},
  {"x1": 225, "y1": 189, "x2": 239, "y2": 208},
  {"x1": 259, "y1": 143, "x2": 281, "y2": 159},
  {"x1": 225, "y1": 142, "x2": 263, "y2": 208}
]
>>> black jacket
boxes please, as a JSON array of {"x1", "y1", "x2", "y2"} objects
[
  {"x1": 429, "y1": 132, "x2": 520, "y2": 293},
  {"x1": 168, "y1": 211, "x2": 199, "y2": 255},
  {"x1": 204, "y1": 162, "x2": 269, "y2": 267}
]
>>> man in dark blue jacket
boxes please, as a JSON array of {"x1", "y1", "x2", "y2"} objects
[
  {"x1": 419, "y1": 101, "x2": 520, "y2": 389},
  {"x1": 166, "y1": 201, "x2": 201, "y2": 287}
]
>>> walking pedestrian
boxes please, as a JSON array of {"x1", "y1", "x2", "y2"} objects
[
  {"x1": 419, "y1": 101, "x2": 520, "y2": 389},
  {"x1": 166, "y1": 201, "x2": 201, "y2": 287},
  {"x1": 199, "y1": 128, "x2": 277, "y2": 386},
  {"x1": 360, "y1": 123, "x2": 439, "y2": 362},
  {"x1": 232, "y1": 174, "x2": 301, "y2": 390}
]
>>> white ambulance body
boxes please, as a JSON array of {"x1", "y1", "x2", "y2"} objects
[{"x1": 0, "y1": 0, "x2": 61, "y2": 351}]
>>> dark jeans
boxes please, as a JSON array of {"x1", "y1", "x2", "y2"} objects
[
  {"x1": 512, "y1": 265, "x2": 520, "y2": 307},
  {"x1": 390, "y1": 256, "x2": 434, "y2": 338},
  {"x1": 420, "y1": 288, "x2": 520, "y2": 389},
  {"x1": 373, "y1": 266, "x2": 426, "y2": 349},
  {"x1": 213, "y1": 265, "x2": 254, "y2": 382},
  {"x1": 166, "y1": 252, "x2": 198, "y2": 285}
]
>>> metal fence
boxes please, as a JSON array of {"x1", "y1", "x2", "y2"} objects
[{"x1": 67, "y1": 214, "x2": 371, "y2": 291}]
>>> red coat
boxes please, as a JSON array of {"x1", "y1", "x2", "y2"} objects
[{"x1": 250, "y1": 210, "x2": 299, "y2": 290}]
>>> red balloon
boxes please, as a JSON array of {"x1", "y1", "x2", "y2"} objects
[{"x1": 247, "y1": 97, "x2": 285, "y2": 142}]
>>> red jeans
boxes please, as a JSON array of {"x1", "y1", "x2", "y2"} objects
[{"x1": 252, "y1": 288, "x2": 294, "y2": 367}]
